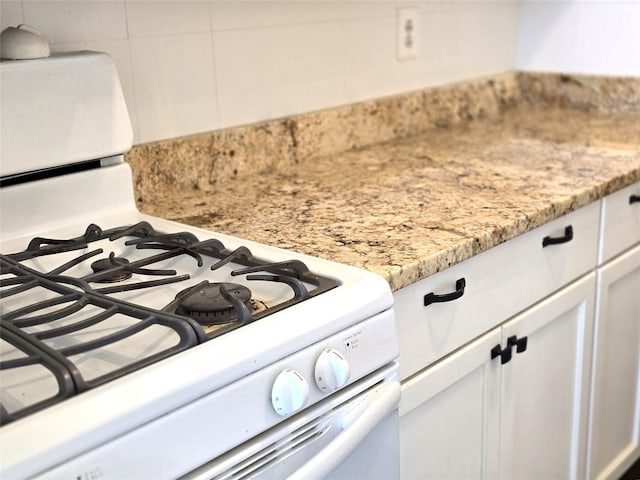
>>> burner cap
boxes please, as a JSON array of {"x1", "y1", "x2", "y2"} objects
[
  {"x1": 176, "y1": 282, "x2": 252, "y2": 325},
  {"x1": 91, "y1": 257, "x2": 132, "y2": 283}
]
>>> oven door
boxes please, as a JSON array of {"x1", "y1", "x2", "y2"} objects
[{"x1": 184, "y1": 363, "x2": 400, "y2": 480}]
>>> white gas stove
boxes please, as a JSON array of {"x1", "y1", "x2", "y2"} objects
[{"x1": 0, "y1": 48, "x2": 399, "y2": 479}]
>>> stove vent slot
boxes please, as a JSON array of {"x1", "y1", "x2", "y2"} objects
[
  {"x1": 210, "y1": 417, "x2": 332, "y2": 480},
  {"x1": 0, "y1": 159, "x2": 102, "y2": 187}
]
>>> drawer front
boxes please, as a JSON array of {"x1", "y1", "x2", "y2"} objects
[
  {"x1": 599, "y1": 181, "x2": 640, "y2": 264},
  {"x1": 395, "y1": 201, "x2": 600, "y2": 380}
]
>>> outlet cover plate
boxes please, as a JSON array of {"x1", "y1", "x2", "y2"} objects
[{"x1": 397, "y1": 7, "x2": 419, "y2": 60}]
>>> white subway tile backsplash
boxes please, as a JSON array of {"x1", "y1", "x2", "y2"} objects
[
  {"x1": 429, "y1": 5, "x2": 467, "y2": 82},
  {"x1": 343, "y1": 15, "x2": 435, "y2": 102},
  {"x1": 340, "y1": 1, "x2": 397, "y2": 21},
  {"x1": 130, "y1": 33, "x2": 218, "y2": 143},
  {"x1": 214, "y1": 22, "x2": 346, "y2": 128},
  {"x1": 1, "y1": 1, "x2": 24, "y2": 31},
  {"x1": 6, "y1": 0, "x2": 634, "y2": 146},
  {"x1": 21, "y1": 1, "x2": 127, "y2": 44},
  {"x1": 455, "y1": 3, "x2": 518, "y2": 77},
  {"x1": 210, "y1": 1, "x2": 343, "y2": 31},
  {"x1": 125, "y1": 1, "x2": 212, "y2": 38},
  {"x1": 400, "y1": 3, "x2": 518, "y2": 87},
  {"x1": 343, "y1": 16, "x2": 396, "y2": 101}
]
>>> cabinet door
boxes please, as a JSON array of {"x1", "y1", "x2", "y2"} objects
[
  {"x1": 588, "y1": 245, "x2": 640, "y2": 480},
  {"x1": 399, "y1": 329, "x2": 501, "y2": 480},
  {"x1": 499, "y1": 273, "x2": 596, "y2": 480}
]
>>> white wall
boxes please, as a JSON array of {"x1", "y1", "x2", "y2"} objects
[
  {"x1": 516, "y1": 0, "x2": 640, "y2": 77},
  {"x1": 0, "y1": 1, "x2": 520, "y2": 145}
]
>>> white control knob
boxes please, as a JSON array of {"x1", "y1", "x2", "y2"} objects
[
  {"x1": 271, "y1": 369, "x2": 309, "y2": 417},
  {"x1": 315, "y1": 348, "x2": 350, "y2": 393}
]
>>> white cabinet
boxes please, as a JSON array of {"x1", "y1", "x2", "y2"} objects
[
  {"x1": 399, "y1": 274, "x2": 595, "y2": 480},
  {"x1": 499, "y1": 273, "x2": 595, "y2": 480},
  {"x1": 399, "y1": 330, "x2": 501, "y2": 480},
  {"x1": 586, "y1": 180, "x2": 640, "y2": 480},
  {"x1": 395, "y1": 202, "x2": 600, "y2": 380},
  {"x1": 396, "y1": 182, "x2": 640, "y2": 479},
  {"x1": 587, "y1": 245, "x2": 640, "y2": 480},
  {"x1": 598, "y1": 182, "x2": 640, "y2": 264}
]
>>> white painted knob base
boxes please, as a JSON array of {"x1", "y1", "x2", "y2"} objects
[
  {"x1": 315, "y1": 348, "x2": 350, "y2": 393},
  {"x1": 271, "y1": 369, "x2": 309, "y2": 416}
]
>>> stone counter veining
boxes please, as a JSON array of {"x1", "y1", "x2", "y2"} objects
[
  {"x1": 137, "y1": 103, "x2": 640, "y2": 291},
  {"x1": 131, "y1": 73, "x2": 640, "y2": 291}
]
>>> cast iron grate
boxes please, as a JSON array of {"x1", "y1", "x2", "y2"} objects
[{"x1": 0, "y1": 222, "x2": 339, "y2": 425}]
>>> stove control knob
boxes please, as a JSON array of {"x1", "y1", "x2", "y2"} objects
[
  {"x1": 315, "y1": 348, "x2": 350, "y2": 393},
  {"x1": 271, "y1": 369, "x2": 309, "y2": 417}
]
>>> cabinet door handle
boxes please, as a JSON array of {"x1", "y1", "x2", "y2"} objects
[
  {"x1": 507, "y1": 335, "x2": 528, "y2": 354},
  {"x1": 491, "y1": 344, "x2": 512, "y2": 364},
  {"x1": 630, "y1": 194, "x2": 640, "y2": 204},
  {"x1": 423, "y1": 278, "x2": 466, "y2": 307},
  {"x1": 542, "y1": 225, "x2": 573, "y2": 248}
]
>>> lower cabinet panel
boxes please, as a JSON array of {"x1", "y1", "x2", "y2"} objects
[
  {"x1": 399, "y1": 274, "x2": 596, "y2": 480},
  {"x1": 399, "y1": 330, "x2": 500, "y2": 480},
  {"x1": 499, "y1": 273, "x2": 595, "y2": 480},
  {"x1": 588, "y1": 246, "x2": 640, "y2": 480}
]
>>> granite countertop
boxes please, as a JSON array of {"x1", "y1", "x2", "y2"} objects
[{"x1": 137, "y1": 94, "x2": 640, "y2": 292}]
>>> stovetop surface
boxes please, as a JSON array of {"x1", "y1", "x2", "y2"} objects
[{"x1": 0, "y1": 215, "x2": 343, "y2": 425}]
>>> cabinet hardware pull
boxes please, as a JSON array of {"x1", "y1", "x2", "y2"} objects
[
  {"x1": 542, "y1": 225, "x2": 573, "y2": 248},
  {"x1": 507, "y1": 335, "x2": 528, "y2": 354},
  {"x1": 491, "y1": 344, "x2": 512, "y2": 365},
  {"x1": 423, "y1": 278, "x2": 466, "y2": 307},
  {"x1": 630, "y1": 194, "x2": 640, "y2": 204}
]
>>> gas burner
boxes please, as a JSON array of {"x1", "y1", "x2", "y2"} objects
[
  {"x1": 1, "y1": 221, "x2": 339, "y2": 424},
  {"x1": 175, "y1": 282, "x2": 259, "y2": 325},
  {"x1": 90, "y1": 257, "x2": 132, "y2": 283}
]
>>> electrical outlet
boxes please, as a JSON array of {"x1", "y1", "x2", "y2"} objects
[{"x1": 397, "y1": 7, "x2": 419, "y2": 60}]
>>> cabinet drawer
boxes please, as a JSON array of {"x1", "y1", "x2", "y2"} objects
[
  {"x1": 395, "y1": 201, "x2": 600, "y2": 380},
  {"x1": 599, "y1": 181, "x2": 640, "y2": 264}
]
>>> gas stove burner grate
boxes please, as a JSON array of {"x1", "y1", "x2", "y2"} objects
[
  {"x1": 91, "y1": 256, "x2": 132, "y2": 283},
  {"x1": 0, "y1": 221, "x2": 339, "y2": 425},
  {"x1": 0, "y1": 256, "x2": 202, "y2": 426},
  {"x1": 175, "y1": 282, "x2": 253, "y2": 325}
]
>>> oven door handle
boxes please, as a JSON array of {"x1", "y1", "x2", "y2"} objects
[{"x1": 286, "y1": 379, "x2": 400, "y2": 480}]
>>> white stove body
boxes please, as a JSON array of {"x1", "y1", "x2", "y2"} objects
[{"x1": 0, "y1": 52, "x2": 399, "y2": 479}]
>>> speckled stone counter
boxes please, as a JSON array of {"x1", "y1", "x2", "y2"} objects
[{"x1": 133, "y1": 74, "x2": 640, "y2": 291}]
